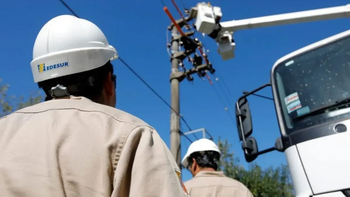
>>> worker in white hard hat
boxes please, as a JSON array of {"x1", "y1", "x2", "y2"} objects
[
  {"x1": 182, "y1": 138, "x2": 254, "y2": 197},
  {"x1": 0, "y1": 15, "x2": 189, "y2": 197}
]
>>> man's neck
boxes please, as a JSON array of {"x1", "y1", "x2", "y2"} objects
[
  {"x1": 201, "y1": 168, "x2": 216, "y2": 172},
  {"x1": 193, "y1": 168, "x2": 216, "y2": 176}
]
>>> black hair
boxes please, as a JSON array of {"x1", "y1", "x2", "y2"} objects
[
  {"x1": 38, "y1": 61, "x2": 114, "y2": 101},
  {"x1": 187, "y1": 150, "x2": 220, "y2": 171}
]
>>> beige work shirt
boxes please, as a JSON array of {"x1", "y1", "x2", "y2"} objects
[
  {"x1": 0, "y1": 96, "x2": 189, "y2": 197},
  {"x1": 184, "y1": 171, "x2": 253, "y2": 197}
]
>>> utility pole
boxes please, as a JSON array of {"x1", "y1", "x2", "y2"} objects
[
  {"x1": 167, "y1": 8, "x2": 216, "y2": 173},
  {"x1": 170, "y1": 26, "x2": 181, "y2": 169}
]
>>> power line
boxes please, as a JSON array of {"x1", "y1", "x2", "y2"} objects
[
  {"x1": 211, "y1": 75, "x2": 237, "y2": 125},
  {"x1": 198, "y1": 39, "x2": 237, "y2": 125},
  {"x1": 58, "y1": 0, "x2": 79, "y2": 17},
  {"x1": 118, "y1": 58, "x2": 176, "y2": 118},
  {"x1": 118, "y1": 57, "x2": 199, "y2": 141},
  {"x1": 58, "y1": 0, "x2": 205, "y2": 143},
  {"x1": 211, "y1": 84, "x2": 236, "y2": 125},
  {"x1": 164, "y1": 2, "x2": 236, "y2": 132},
  {"x1": 200, "y1": 38, "x2": 235, "y2": 102},
  {"x1": 178, "y1": 0, "x2": 187, "y2": 11},
  {"x1": 164, "y1": 0, "x2": 236, "y2": 130},
  {"x1": 162, "y1": 0, "x2": 202, "y2": 141},
  {"x1": 215, "y1": 70, "x2": 235, "y2": 99},
  {"x1": 180, "y1": 125, "x2": 194, "y2": 143},
  {"x1": 158, "y1": 0, "x2": 166, "y2": 7},
  {"x1": 118, "y1": 57, "x2": 193, "y2": 132},
  {"x1": 163, "y1": 0, "x2": 234, "y2": 141},
  {"x1": 216, "y1": 77, "x2": 235, "y2": 110}
]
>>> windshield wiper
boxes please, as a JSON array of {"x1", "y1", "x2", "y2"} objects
[{"x1": 292, "y1": 97, "x2": 350, "y2": 122}]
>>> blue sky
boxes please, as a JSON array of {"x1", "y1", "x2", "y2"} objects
[{"x1": 1, "y1": 0, "x2": 350, "y2": 182}]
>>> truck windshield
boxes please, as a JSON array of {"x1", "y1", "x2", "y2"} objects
[{"x1": 273, "y1": 35, "x2": 350, "y2": 134}]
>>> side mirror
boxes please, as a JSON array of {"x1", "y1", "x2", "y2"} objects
[
  {"x1": 235, "y1": 97, "x2": 253, "y2": 141},
  {"x1": 242, "y1": 136, "x2": 259, "y2": 162},
  {"x1": 235, "y1": 84, "x2": 277, "y2": 163}
]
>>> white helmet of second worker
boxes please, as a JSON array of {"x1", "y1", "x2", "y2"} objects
[
  {"x1": 182, "y1": 138, "x2": 221, "y2": 168},
  {"x1": 30, "y1": 15, "x2": 118, "y2": 83}
]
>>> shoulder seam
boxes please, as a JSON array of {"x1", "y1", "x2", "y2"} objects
[{"x1": 14, "y1": 107, "x2": 146, "y2": 126}]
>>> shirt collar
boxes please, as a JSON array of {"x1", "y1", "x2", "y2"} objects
[
  {"x1": 52, "y1": 95, "x2": 92, "y2": 102},
  {"x1": 194, "y1": 171, "x2": 225, "y2": 178}
]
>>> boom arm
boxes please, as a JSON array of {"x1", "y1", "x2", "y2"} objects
[
  {"x1": 221, "y1": 4, "x2": 350, "y2": 32},
  {"x1": 191, "y1": 3, "x2": 350, "y2": 60}
]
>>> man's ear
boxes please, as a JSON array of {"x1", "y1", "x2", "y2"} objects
[
  {"x1": 192, "y1": 158, "x2": 196, "y2": 164},
  {"x1": 104, "y1": 72, "x2": 114, "y2": 97},
  {"x1": 191, "y1": 158, "x2": 197, "y2": 170}
]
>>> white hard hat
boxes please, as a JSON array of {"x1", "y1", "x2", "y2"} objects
[
  {"x1": 30, "y1": 15, "x2": 118, "y2": 83},
  {"x1": 182, "y1": 138, "x2": 221, "y2": 168}
]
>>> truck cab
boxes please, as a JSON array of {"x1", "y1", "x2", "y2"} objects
[{"x1": 235, "y1": 29, "x2": 350, "y2": 197}]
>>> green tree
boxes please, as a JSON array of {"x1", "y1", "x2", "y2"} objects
[
  {"x1": 217, "y1": 138, "x2": 294, "y2": 197},
  {"x1": 0, "y1": 78, "x2": 42, "y2": 117}
]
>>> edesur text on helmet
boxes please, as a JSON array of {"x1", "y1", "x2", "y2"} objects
[{"x1": 38, "y1": 62, "x2": 69, "y2": 73}]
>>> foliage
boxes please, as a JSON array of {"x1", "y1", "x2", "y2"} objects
[
  {"x1": 217, "y1": 138, "x2": 295, "y2": 197},
  {"x1": 0, "y1": 78, "x2": 42, "y2": 117}
]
